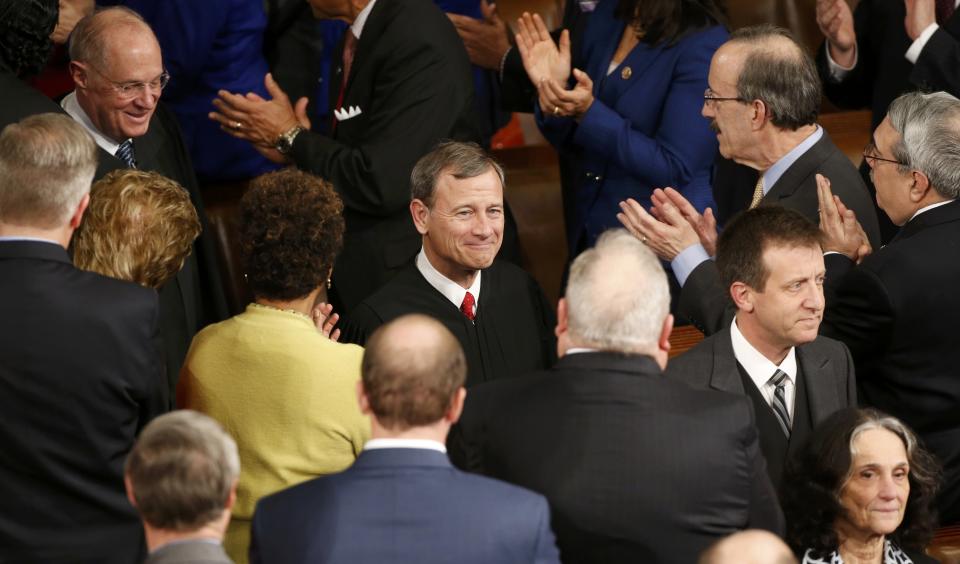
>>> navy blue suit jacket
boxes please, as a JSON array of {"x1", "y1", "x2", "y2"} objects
[
  {"x1": 536, "y1": 0, "x2": 726, "y2": 251},
  {"x1": 250, "y1": 448, "x2": 560, "y2": 564}
]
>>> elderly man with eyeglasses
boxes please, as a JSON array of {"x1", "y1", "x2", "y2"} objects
[
  {"x1": 617, "y1": 24, "x2": 881, "y2": 336},
  {"x1": 818, "y1": 90, "x2": 960, "y2": 526},
  {"x1": 62, "y1": 6, "x2": 227, "y2": 403}
]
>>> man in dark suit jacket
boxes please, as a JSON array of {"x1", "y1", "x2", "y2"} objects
[
  {"x1": 0, "y1": 113, "x2": 166, "y2": 563},
  {"x1": 211, "y1": 0, "x2": 492, "y2": 314},
  {"x1": 816, "y1": 0, "x2": 960, "y2": 242},
  {"x1": 618, "y1": 25, "x2": 880, "y2": 332},
  {"x1": 250, "y1": 314, "x2": 560, "y2": 564},
  {"x1": 341, "y1": 142, "x2": 555, "y2": 386},
  {"x1": 666, "y1": 206, "x2": 856, "y2": 491},
  {"x1": 817, "y1": 90, "x2": 960, "y2": 524},
  {"x1": 126, "y1": 411, "x2": 239, "y2": 564},
  {"x1": 62, "y1": 7, "x2": 228, "y2": 400},
  {"x1": 449, "y1": 230, "x2": 783, "y2": 564}
]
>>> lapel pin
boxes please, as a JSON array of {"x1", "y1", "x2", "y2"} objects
[{"x1": 621, "y1": 66, "x2": 632, "y2": 80}]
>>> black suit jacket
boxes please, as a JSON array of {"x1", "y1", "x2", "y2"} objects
[
  {"x1": 666, "y1": 326, "x2": 857, "y2": 489},
  {"x1": 0, "y1": 241, "x2": 166, "y2": 563},
  {"x1": 289, "y1": 0, "x2": 481, "y2": 312},
  {"x1": 449, "y1": 352, "x2": 784, "y2": 564},
  {"x1": 821, "y1": 199, "x2": 960, "y2": 524},
  {"x1": 684, "y1": 132, "x2": 880, "y2": 335}
]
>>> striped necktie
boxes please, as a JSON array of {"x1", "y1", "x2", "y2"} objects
[
  {"x1": 769, "y1": 369, "x2": 792, "y2": 438},
  {"x1": 115, "y1": 139, "x2": 136, "y2": 168}
]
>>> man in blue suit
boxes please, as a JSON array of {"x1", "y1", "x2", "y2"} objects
[{"x1": 249, "y1": 314, "x2": 560, "y2": 564}]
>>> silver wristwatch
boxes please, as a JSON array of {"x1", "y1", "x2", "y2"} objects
[{"x1": 275, "y1": 125, "x2": 305, "y2": 155}]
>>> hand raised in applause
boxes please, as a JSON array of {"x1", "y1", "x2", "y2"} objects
[
  {"x1": 815, "y1": 0, "x2": 857, "y2": 68},
  {"x1": 617, "y1": 189, "x2": 701, "y2": 261},
  {"x1": 209, "y1": 73, "x2": 311, "y2": 163},
  {"x1": 651, "y1": 188, "x2": 719, "y2": 257},
  {"x1": 817, "y1": 173, "x2": 872, "y2": 262},
  {"x1": 515, "y1": 12, "x2": 571, "y2": 85},
  {"x1": 311, "y1": 302, "x2": 341, "y2": 342},
  {"x1": 904, "y1": 0, "x2": 936, "y2": 41},
  {"x1": 538, "y1": 68, "x2": 594, "y2": 119},
  {"x1": 448, "y1": 0, "x2": 512, "y2": 70}
]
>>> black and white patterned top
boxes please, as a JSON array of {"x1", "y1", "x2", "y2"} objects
[{"x1": 802, "y1": 540, "x2": 913, "y2": 564}]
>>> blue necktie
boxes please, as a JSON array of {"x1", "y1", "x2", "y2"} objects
[{"x1": 115, "y1": 139, "x2": 136, "y2": 168}]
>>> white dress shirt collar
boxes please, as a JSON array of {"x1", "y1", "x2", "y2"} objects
[
  {"x1": 415, "y1": 248, "x2": 482, "y2": 316},
  {"x1": 61, "y1": 91, "x2": 127, "y2": 155},
  {"x1": 364, "y1": 438, "x2": 447, "y2": 453},
  {"x1": 351, "y1": 0, "x2": 378, "y2": 39},
  {"x1": 730, "y1": 318, "x2": 797, "y2": 416},
  {"x1": 908, "y1": 199, "x2": 956, "y2": 223}
]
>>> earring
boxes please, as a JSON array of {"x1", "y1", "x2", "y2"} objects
[{"x1": 326, "y1": 277, "x2": 332, "y2": 290}]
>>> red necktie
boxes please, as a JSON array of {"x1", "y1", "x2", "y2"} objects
[
  {"x1": 331, "y1": 31, "x2": 358, "y2": 134},
  {"x1": 460, "y1": 292, "x2": 476, "y2": 321},
  {"x1": 937, "y1": 0, "x2": 956, "y2": 25}
]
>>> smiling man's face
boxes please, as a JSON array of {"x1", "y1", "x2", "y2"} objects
[{"x1": 74, "y1": 24, "x2": 163, "y2": 143}]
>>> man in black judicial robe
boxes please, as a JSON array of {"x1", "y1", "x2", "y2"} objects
[{"x1": 341, "y1": 142, "x2": 555, "y2": 387}]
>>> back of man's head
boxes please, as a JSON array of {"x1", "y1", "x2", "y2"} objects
[
  {"x1": 0, "y1": 113, "x2": 97, "y2": 230},
  {"x1": 698, "y1": 530, "x2": 798, "y2": 564},
  {"x1": 887, "y1": 90, "x2": 960, "y2": 199},
  {"x1": 362, "y1": 314, "x2": 467, "y2": 430},
  {"x1": 726, "y1": 24, "x2": 821, "y2": 130},
  {"x1": 565, "y1": 229, "x2": 669, "y2": 354},
  {"x1": 717, "y1": 206, "x2": 822, "y2": 293},
  {"x1": 125, "y1": 410, "x2": 240, "y2": 534}
]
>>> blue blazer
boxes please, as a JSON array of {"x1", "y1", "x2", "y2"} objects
[
  {"x1": 250, "y1": 448, "x2": 560, "y2": 564},
  {"x1": 537, "y1": 1, "x2": 727, "y2": 251}
]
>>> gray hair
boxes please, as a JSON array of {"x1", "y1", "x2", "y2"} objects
[
  {"x1": 887, "y1": 91, "x2": 960, "y2": 199},
  {"x1": 0, "y1": 113, "x2": 97, "y2": 229},
  {"x1": 410, "y1": 141, "x2": 505, "y2": 207},
  {"x1": 728, "y1": 24, "x2": 821, "y2": 130},
  {"x1": 68, "y1": 6, "x2": 152, "y2": 69},
  {"x1": 125, "y1": 410, "x2": 240, "y2": 532},
  {"x1": 565, "y1": 229, "x2": 670, "y2": 353}
]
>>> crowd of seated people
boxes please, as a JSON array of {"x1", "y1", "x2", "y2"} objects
[{"x1": 2, "y1": 0, "x2": 960, "y2": 562}]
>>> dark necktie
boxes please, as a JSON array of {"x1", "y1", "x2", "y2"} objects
[
  {"x1": 115, "y1": 139, "x2": 136, "y2": 168},
  {"x1": 331, "y1": 31, "x2": 358, "y2": 134},
  {"x1": 460, "y1": 291, "x2": 476, "y2": 321},
  {"x1": 769, "y1": 369, "x2": 792, "y2": 439},
  {"x1": 937, "y1": 0, "x2": 956, "y2": 25}
]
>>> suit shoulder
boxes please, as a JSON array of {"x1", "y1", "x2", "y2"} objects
[
  {"x1": 68, "y1": 267, "x2": 158, "y2": 310},
  {"x1": 801, "y1": 334, "x2": 851, "y2": 358},
  {"x1": 450, "y1": 466, "x2": 551, "y2": 512}
]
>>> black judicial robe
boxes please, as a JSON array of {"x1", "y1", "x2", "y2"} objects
[{"x1": 341, "y1": 260, "x2": 557, "y2": 387}]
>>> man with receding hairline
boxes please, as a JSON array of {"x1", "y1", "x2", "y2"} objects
[
  {"x1": 63, "y1": 6, "x2": 226, "y2": 400},
  {"x1": 249, "y1": 314, "x2": 560, "y2": 564}
]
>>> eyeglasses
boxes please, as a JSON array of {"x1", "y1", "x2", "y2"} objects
[
  {"x1": 85, "y1": 63, "x2": 170, "y2": 100},
  {"x1": 703, "y1": 88, "x2": 747, "y2": 108},
  {"x1": 862, "y1": 141, "x2": 904, "y2": 167}
]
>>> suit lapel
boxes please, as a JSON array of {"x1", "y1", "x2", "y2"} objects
[
  {"x1": 794, "y1": 343, "x2": 834, "y2": 424},
  {"x1": 709, "y1": 327, "x2": 747, "y2": 394},
  {"x1": 342, "y1": 0, "x2": 391, "y2": 97}
]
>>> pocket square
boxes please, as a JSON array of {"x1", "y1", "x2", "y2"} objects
[{"x1": 334, "y1": 105, "x2": 363, "y2": 122}]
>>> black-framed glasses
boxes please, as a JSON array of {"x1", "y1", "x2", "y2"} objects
[
  {"x1": 863, "y1": 140, "x2": 904, "y2": 167},
  {"x1": 703, "y1": 88, "x2": 747, "y2": 107},
  {"x1": 85, "y1": 63, "x2": 170, "y2": 100}
]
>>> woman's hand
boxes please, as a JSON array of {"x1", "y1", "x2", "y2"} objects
[
  {"x1": 311, "y1": 302, "x2": 341, "y2": 342},
  {"x1": 516, "y1": 12, "x2": 571, "y2": 85},
  {"x1": 538, "y1": 68, "x2": 594, "y2": 119}
]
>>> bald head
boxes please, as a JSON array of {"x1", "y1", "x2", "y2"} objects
[
  {"x1": 361, "y1": 315, "x2": 467, "y2": 430},
  {"x1": 698, "y1": 530, "x2": 797, "y2": 564},
  {"x1": 720, "y1": 24, "x2": 821, "y2": 130},
  {"x1": 69, "y1": 7, "x2": 156, "y2": 70}
]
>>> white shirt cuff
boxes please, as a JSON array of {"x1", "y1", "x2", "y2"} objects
[
  {"x1": 905, "y1": 23, "x2": 939, "y2": 64},
  {"x1": 825, "y1": 43, "x2": 858, "y2": 81},
  {"x1": 671, "y1": 244, "x2": 711, "y2": 287}
]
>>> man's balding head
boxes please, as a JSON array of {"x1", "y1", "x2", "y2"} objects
[
  {"x1": 361, "y1": 315, "x2": 467, "y2": 430},
  {"x1": 698, "y1": 530, "x2": 797, "y2": 564}
]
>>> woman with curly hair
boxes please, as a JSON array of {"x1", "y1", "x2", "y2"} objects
[
  {"x1": 178, "y1": 168, "x2": 369, "y2": 564},
  {"x1": 782, "y1": 408, "x2": 941, "y2": 564}
]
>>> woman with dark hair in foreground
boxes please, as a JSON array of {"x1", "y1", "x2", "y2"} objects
[{"x1": 782, "y1": 408, "x2": 941, "y2": 564}]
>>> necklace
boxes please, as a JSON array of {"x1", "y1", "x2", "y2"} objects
[{"x1": 250, "y1": 302, "x2": 314, "y2": 323}]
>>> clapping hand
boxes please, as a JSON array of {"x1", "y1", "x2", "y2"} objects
[
  {"x1": 816, "y1": 174, "x2": 872, "y2": 262},
  {"x1": 537, "y1": 68, "x2": 594, "y2": 119},
  {"x1": 617, "y1": 189, "x2": 702, "y2": 261},
  {"x1": 815, "y1": 0, "x2": 857, "y2": 67},
  {"x1": 515, "y1": 12, "x2": 571, "y2": 85},
  {"x1": 448, "y1": 0, "x2": 512, "y2": 70},
  {"x1": 651, "y1": 188, "x2": 719, "y2": 257},
  {"x1": 311, "y1": 302, "x2": 341, "y2": 342}
]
